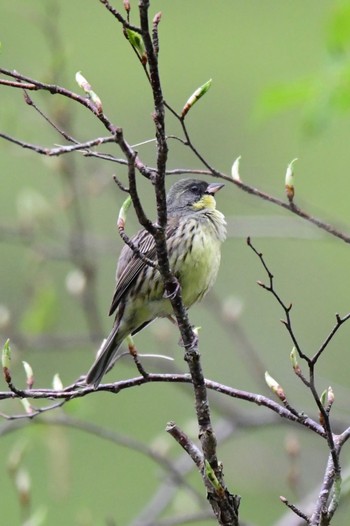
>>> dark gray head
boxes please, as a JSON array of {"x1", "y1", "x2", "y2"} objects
[{"x1": 166, "y1": 179, "x2": 224, "y2": 214}]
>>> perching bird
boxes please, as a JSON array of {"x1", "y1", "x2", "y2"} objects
[{"x1": 86, "y1": 178, "x2": 226, "y2": 387}]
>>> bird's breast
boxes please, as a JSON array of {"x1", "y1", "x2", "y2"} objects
[{"x1": 171, "y1": 211, "x2": 226, "y2": 307}]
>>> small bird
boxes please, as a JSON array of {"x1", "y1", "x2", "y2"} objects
[{"x1": 86, "y1": 178, "x2": 226, "y2": 387}]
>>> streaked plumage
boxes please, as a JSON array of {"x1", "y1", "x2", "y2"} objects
[{"x1": 86, "y1": 179, "x2": 226, "y2": 387}]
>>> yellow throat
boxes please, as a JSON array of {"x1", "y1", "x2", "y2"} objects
[{"x1": 192, "y1": 194, "x2": 216, "y2": 211}]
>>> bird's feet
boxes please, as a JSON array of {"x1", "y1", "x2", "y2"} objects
[
  {"x1": 163, "y1": 277, "x2": 181, "y2": 301},
  {"x1": 177, "y1": 326, "x2": 200, "y2": 350}
]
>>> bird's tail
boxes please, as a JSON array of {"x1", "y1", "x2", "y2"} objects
[{"x1": 85, "y1": 326, "x2": 124, "y2": 388}]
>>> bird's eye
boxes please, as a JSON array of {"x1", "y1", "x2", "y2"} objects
[{"x1": 190, "y1": 184, "x2": 200, "y2": 194}]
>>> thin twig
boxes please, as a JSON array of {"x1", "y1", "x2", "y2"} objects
[
  {"x1": 280, "y1": 496, "x2": 310, "y2": 524},
  {"x1": 23, "y1": 90, "x2": 79, "y2": 144},
  {"x1": 311, "y1": 313, "x2": 350, "y2": 365},
  {"x1": 0, "y1": 132, "x2": 117, "y2": 156},
  {"x1": 247, "y1": 237, "x2": 310, "y2": 363}
]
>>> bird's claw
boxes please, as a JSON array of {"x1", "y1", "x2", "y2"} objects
[
  {"x1": 177, "y1": 327, "x2": 199, "y2": 349},
  {"x1": 163, "y1": 279, "x2": 180, "y2": 300}
]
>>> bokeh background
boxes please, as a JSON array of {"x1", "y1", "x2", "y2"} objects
[{"x1": 1, "y1": 1, "x2": 350, "y2": 525}]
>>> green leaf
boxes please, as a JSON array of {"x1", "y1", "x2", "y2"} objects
[
  {"x1": 258, "y1": 79, "x2": 315, "y2": 118},
  {"x1": 125, "y1": 29, "x2": 146, "y2": 59},
  {"x1": 326, "y1": 3, "x2": 350, "y2": 54}
]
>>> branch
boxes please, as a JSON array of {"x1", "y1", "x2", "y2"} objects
[
  {"x1": 309, "y1": 447, "x2": 341, "y2": 526},
  {"x1": 247, "y1": 237, "x2": 310, "y2": 364},
  {"x1": 0, "y1": 133, "x2": 117, "y2": 157},
  {"x1": 0, "y1": 373, "x2": 325, "y2": 437},
  {"x1": 247, "y1": 237, "x2": 347, "y2": 522},
  {"x1": 132, "y1": 5, "x2": 241, "y2": 523}
]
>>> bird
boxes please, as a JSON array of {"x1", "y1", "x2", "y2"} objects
[{"x1": 85, "y1": 178, "x2": 226, "y2": 387}]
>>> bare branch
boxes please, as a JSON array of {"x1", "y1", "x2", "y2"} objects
[
  {"x1": 0, "y1": 133, "x2": 118, "y2": 157},
  {"x1": 311, "y1": 313, "x2": 350, "y2": 365}
]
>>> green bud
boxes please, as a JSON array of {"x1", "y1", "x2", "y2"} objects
[
  {"x1": 89, "y1": 90, "x2": 103, "y2": 114},
  {"x1": 125, "y1": 29, "x2": 147, "y2": 63},
  {"x1": 290, "y1": 347, "x2": 298, "y2": 367},
  {"x1": 290, "y1": 346, "x2": 302, "y2": 375},
  {"x1": 181, "y1": 79, "x2": 212, "y2": 118},
  {"x1": 75, "y1": 71, "x2": 103, "y2": 114},
  {"x1": 117, "y1": 195, "x2": 132, "y2": 230},
  {"x1": 320, "y1": 388, "x2": 328, "y2": 407},
  {"x1": 205, "y1": 460, "x2": 222, "y2": 492},
  {"x1": 320, "y1": 386, "x2": 334, "y2": 412}
]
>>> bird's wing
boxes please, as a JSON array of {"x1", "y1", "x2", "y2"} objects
[
  {"x1": 108, "y1": 228, "x2": 158, "y2": 316},
  {"x1": 108, "y1": 216, "x2": 181, "y2": 316}
]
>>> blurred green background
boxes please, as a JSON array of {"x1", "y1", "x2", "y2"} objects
[{"x1": 2, "y1": 1, "x2": 350, "y2": 525}]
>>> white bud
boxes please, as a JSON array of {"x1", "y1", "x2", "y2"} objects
[
  {"x1": 75, "y1": 71, "x2": 91, "y2": 92},
  {"x1": 52, "y1": 373, "x2": 63, "y2": 391},
  {"x1": 285, "y1": 158, "x2": 298, "y2": 187},
  {"x1": 231, "y1": 156, "x2": 242, "y2": 182},
  {"x1": 65, "y1": 269, "x2": 87, "y2": 296},
  {"x1": 285, "y1": 158, "x2": 298, "y2": 202},
  {"x1": 0, "y1": 305, "x2": 11, "y2": 329},
  {"x1": 22, "y1": 361, "x2": 34, "y2": 382},
  {"x1": 221, "y1": 296, "x2": 243, "y2": 322},
  {"x1": 17, "y1": 189, "x2": 52, "y2": 228},
  {"x1": 15, "y1": 469, "x2": 31, "y2": 500}
]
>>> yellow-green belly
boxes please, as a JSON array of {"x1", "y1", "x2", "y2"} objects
[
  {"x1": 119, "y1": 210, "x2": 226, "y2": 334},
  {"x1": 176, "y1": 227, "x2": 221, "y2": 307}
]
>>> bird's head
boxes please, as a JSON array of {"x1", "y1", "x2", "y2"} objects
[{"x1": 166, "y1": 179, "x2": 224, "y2": 214}]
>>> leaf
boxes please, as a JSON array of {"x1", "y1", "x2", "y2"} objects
[
  {"x1": 257, "y1": 79, "x2": 315, "y2": 118},
  {"x1": 326, "y1": 3, "x2": 350, "y2": 54}
]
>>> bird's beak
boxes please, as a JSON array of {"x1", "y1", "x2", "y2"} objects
[{"x1": 206, "y1": 182, "x2": 225, "y2": 195}]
